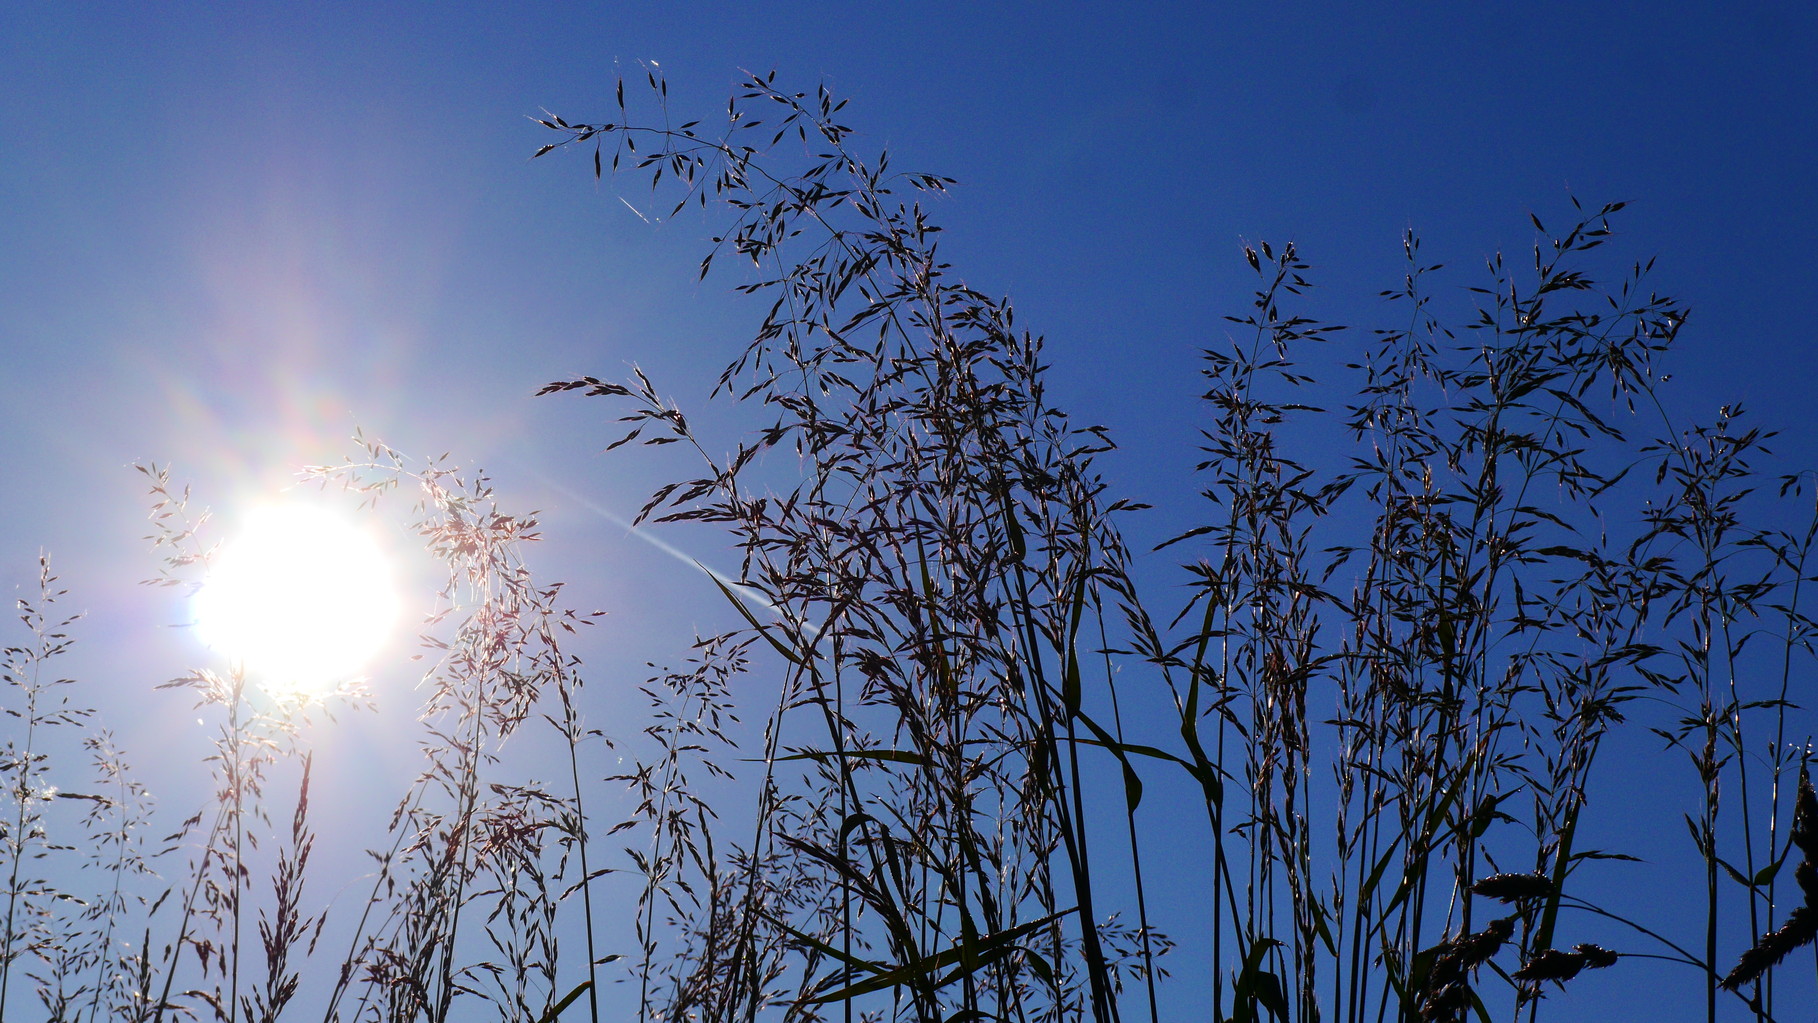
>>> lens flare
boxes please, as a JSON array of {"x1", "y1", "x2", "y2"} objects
[{"x1": 193, "y1": 503, "x2": 400, "y2": 695}]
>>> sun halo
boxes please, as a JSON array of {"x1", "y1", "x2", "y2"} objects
[{"x1": 192, "y1": 502, "x2": 402, "y2": 698}]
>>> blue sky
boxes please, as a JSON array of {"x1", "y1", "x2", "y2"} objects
[
  {"x1": 8, "y1": 3, "x2": 1817, "y2": 589},
  {"x1": 4, "y1": 2, "x2": 1816, "y2": 1019}
]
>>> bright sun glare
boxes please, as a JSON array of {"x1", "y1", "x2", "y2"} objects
[{"x1": 193, "y1": 503, "x2": 401, "y2": 696}]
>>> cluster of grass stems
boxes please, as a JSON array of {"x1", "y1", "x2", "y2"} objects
[{"x1": 3, "y1": 70, "x2": 1815, "y2": 1022}]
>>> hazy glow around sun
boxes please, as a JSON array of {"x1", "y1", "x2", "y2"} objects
[{"x1": 193, "y1": 503, "x2": 401, "y2": 695}]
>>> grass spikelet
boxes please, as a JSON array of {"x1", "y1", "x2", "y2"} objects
[
  {"x1": 1418, "y1": 917, "x2": 1515, "y2": 1021},
  {"x1": 1469, "y1": 873, "x2": 1555, "y2": 904},
  {"x1": 1721, "y1": 769, "x2": 1818, "y2": 991},
  {"x1": 1513, "y1": 948, "x2": 1587, "y2": 983}
]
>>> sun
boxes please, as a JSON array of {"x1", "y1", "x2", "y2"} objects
[{"x1": 193, "y1": 502, "x2": 402, "y2": 696}]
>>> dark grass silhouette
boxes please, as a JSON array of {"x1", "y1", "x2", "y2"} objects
[{"x1": 1, "y1": 68, "x2": 1814, "y2": 1023}]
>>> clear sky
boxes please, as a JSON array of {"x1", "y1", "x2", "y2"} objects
[{"x1": 4, "y1": 3, "x2": 1816, "y2": 1019}]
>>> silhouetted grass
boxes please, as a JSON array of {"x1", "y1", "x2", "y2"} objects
[{"x1": 2, "y1": 68, "x2": 1814, "y2": 1023}]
